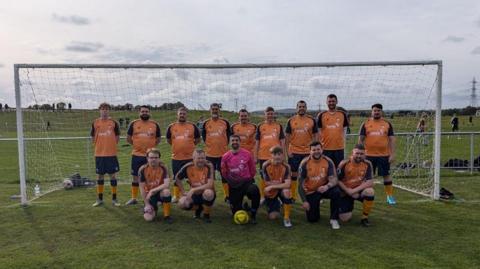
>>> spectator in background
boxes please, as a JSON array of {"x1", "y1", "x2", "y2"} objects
[
  {"x1": 4, "y1": 104, "x2": 9, "y2": 111},
  {"x1": 451, "y1": 114, "x2": 459, "y2": 132},
  {"x1": 0, "y1": 103, "x2": 3, "y2": 111},
  {"x1": 68, "y1": 103, "x2": 72, "y2": 111},
  {"x1": 469, "y1": 115, "x2": 473, "y2": 126}
]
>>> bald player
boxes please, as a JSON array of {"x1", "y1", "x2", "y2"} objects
[
  {"x1": 317, "y1": 94, "x2": 349, "y2": 167},
  {"x1": 90, "y1": 102, "x2": 121, "y2": 207},
  {"x1": 285, "y1": 100, "x2": 318, "y2": 201},
  {"x1": 359, "y1": 103, "x2": 396, "y2": 205},
  {"x1": 126, "y1": 105, "x2": 161, "y2": 205},
  {"x1": 176, "y1": 149, "x2": 216, "y2": 223},
  {"x1": 337, "y1": 144, "x2": 375, "y2": 227},
  {"x1": 231, "y1": 109, "x2": 257, "y2": 154},
  {"x1": 202, "y1": 103, "x2": 231, "y2": 201},
  {"x1": 166, "y1": 107, "x2": 201, "y2": 202}
]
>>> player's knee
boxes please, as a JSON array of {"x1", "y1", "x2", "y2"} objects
[
  {"x1": 362, "y1": 188, "x2": 375, "y2": 197},
  {"x1": 178, "y1": 197, "x2": 190, "y2": 209},
  {"x1": 161, "y1": 189, "x2": 171, "y2": 197},
  {"x1": 339, "y1": 213, "x2": 352, "y2": 222},
  {"x1": 268, "y1": 211, "x2": 280, "y2": 220},
  {"x1": 282, "y1": 189, "x2": 291, "y2": 198},
  {"x1": 143, "y1": 205, "x2": 155, "y2": 221},
  {"x1": 203, "y1": 189, "x2": 214, "y2": 201},
  {"x1": 247, "y1": 184, "x2": 260, "y2": 196}
]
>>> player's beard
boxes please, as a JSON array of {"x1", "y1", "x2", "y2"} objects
[
  {"x1": 140, "y1": 115, "x2": 150, "y2": 121},
  {"x1": 312, "y1": 153, "x2": 322, "y2": 160},
  {"x1": 373, "y1": 114, "x2": 381, "y2": 119},
  {"x1": 178, "y1": 117, "x2": 186, "y2": 122},
  {"x1": 232, "y1": 143, "x2": 240, "y2": 150},
  {"x1": 298, "y1": 110, "x2": 305, "y2": 116},
  {"x1": 328, "y1": 104, "x2": 336, "y2": 110},
  {"x1": 354, "y1": 157, "x2": 363, "y2": 163},
  {"x1": 212, "y1": 113, "x2": 219, "y2": 119}
]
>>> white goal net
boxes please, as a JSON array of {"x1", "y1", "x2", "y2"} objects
[{"x1": 13, "y1": 62, "x2": 442, "y2": 204}]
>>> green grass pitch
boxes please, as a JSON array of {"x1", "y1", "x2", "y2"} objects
[{"x1": 0, "y1": 111, "x2": 479, "y2": 268}]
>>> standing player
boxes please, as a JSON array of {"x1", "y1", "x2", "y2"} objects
[
  {"x1": 176, "y1": 149, "x2": 216, "y2": 223},
  {"x1": 285, "y1": 100, "x2": 318, "y2": 201},
  {"x1": 202, "y1": 103, "x2": 231, "y2": 201},
  {"x1": 125, "y1": 105, "x2": 161, "y2": 205},
  {"x1": 298, "y1": 141, "x2": 342, "y2": 229},
  {"x1": 166, "y1": 107, "x2": 201, "y2": 202},
  {"x1": 139, "y1": 148, "x2": 172, "y2": 223},
  {"x1": 262, "y1": 146, "x2": 293, "y2": 228},
  {"x1": 221, "y1": 135, "x2": 260, "y2": 224},
  {"x1": 91, "y1": 103, "x2": 121, "y2": 207},
  {"x1": 317, "y1": 94, "x2": 349, "y2": 167},
  {"x1": 337, "y1": 144, "x2": 375, "y2": 227},
  {"x1": 231, "y1": 109, "x2": 257, "y2": 154},
  {"x1": 359, "y1": 103, "x2": 396, "y2": 205},
  {"x1": 255, "y1": 106, "x2": 285, "y2": 201}
]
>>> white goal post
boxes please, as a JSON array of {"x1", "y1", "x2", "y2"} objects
[{"x1": 14, "y1": 61, "x2": 442, "y2": 205}]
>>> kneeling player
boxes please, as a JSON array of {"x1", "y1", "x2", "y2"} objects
[
  {"x1": 298, "y1": 141, "x2": 342, "y2": 229},
  {"x1": 176, "y1": 149, "x2": 216, "y2": 223},
  {"x1": 338, "y1": 144, "x2": 375, "y2": 227},
  {"x1": 221, "y1": 135, "x2": 260, "y2": 224},
  {"x1": 262, "y1": 146, "x2": 293, "y2": 228},
  {"x1": 139, "y1": 148, "x2": 172, "y2": 223}
]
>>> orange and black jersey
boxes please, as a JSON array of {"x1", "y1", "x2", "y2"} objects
[
  {"x1": 298, "y1": 155, "x2": 335, "y2": 199},
  {"x1": 255, "y1": 122, "x2": 285, "y2": 160},
  {"x1": 285, "y1": 115, "x2": 318, "y2": 154},
  {"x1": 176, "y1": 162, "x2": 215, "y2": 190},
  {"x1": 90, "y1": 118, "x2": 120, "y2": 157},
  {"x1": 359, "y1": 118, "x2": 394, "y2": 157},
  {"x1": 262, "y1": 160, "x2": 291, "y2": 198},
  {"x1": 127, "y1": 119, "x2": 161, "y2": 156},
  {"x1": 338, "y1": 159, "x2": 373, "y2": 189},
  {"x1": 317, "y1": 110, "x2": 349, "y2": 150},
  {"x1": 202, "y1": 118, "x2": 231, "y2": 158},
  {"x1": 166, "y1": 122, "x2": 200, "y2": 160},
  {"x1": 138, "y1": 163, "x2": 169, "y2": 192},
  {"x1": 231, "y1": 122, "x2": 257, "y2": 153}
]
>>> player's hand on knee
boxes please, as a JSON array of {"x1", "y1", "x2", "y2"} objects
[{"x1": 302, "y1": 202, "x2": 310, "y2": 211}]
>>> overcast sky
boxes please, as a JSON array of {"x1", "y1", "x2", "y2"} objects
[{"x1": 1, "y1": 0, "x2": 480, "y2": 109}]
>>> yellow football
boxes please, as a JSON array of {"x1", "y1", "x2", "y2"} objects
[{"x1": 233, "y1": 210, "x2": 250, "y2": 225}]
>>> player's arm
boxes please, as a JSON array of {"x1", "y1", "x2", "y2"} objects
[
  {"x1": 319, "y1": 159, "x2": 338, "y2": 193},
  {"x1": 126, "y1": 122, "x2": 133, "y2": 145},
  {"x1": 149, "y1": 177, "x2": 170, "y2": 196},
  {"x1": 220, "y1": 154, "x2": 229, "y2": 180},
  {"x1": 90, "y1": 123, "x2": 96, "y2": 144},
  {"x1": 201, "y1": 121, "x2": 207, "y2": 142},
  {"x1": 138, "y1": 167, "x2": 147, "y2": 200},
  {"x1": 297, "y1": 161, "x2": 308, "y2": 202},
  {"x1": 193, "y1": 124, "x2": 201, "y2": 145},
  {"x1": 358, "y1": 122, "x2": 366, "y2": 145},
  {"x1": 285, "y1": 119, "x2": 292, "y2": 157},
  {"x1": 388, "y1": 123, "x2": 396, "y2": 163},
  {"x1": 166, "y1": 125, "x2": 172, "y2": 145},
  {"x1": 351, "y1": 162, "x2": 374, "y2": 194},
  {"x1": 336, "y1": 160, "x2": 350, "y2": 193},
  {"x1": 269, "y1": 165, "x2": 292, "y2": 190},
  {"x1": 175, "y1": 165, "x2": 188, "y2": 195},
  {"x1": 191, "y1": 163, "x2": 215, "y2": 193},
  {"x1": 155, "y1": 123, "x2": 161, "y2": 145},
  {"x1": 279, "y1": 124, "x2": 286, "y2": 155},
  {"x1": 316, "y1": 113, "x2": 322, "y2": 142},
  {"x1": 254, "y1": 128, "x2": 260, "y2": 162},
  {"x1": 248, "y1": 152, "x2": 257, "y2": 178},
  {"x1": 311, "y1": 117, "x2": 319, "y2": 142},
  {"x1": 114, "y1": 121, "x2": 120, "y2": 144}
]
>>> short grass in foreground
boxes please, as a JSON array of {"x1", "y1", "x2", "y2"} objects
[{"x1": 1, "y1": 176, "x2": 479, "y2": 269}]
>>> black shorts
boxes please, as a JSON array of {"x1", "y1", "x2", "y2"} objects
[
  {"x1": 264, "y1": 192, "x2": 291, "y2": 213},
  {"x1": 131, "y1": 155, "x2": 147, "y2": 176},
  {"x1": 323, "y1": 149, "x2": 344, "y2": 168},
  {"x1": 185, "y1": 191, "x2": 216, "y2": 209},
  {"x1": 229, "y1": 179, "x2": 260, "y2": 213},
  {"x1": 367, "y1": 156, "x2": 390, "y2": 176},
  {"x1": 288, "y1": 154, "x2": 309, "y2": 174},
  {"x1": 148, "y1": 193, "x2": 171, "y2": 211},
  {"x1": 206, "y1": 156, "x2": 221, "y2": 172},
  {"x1": 95, "y1": 156, "x2": 120, "y2": 175},
  {"x1": 172, "y1": 159, "x2": 192, "y2": 178},
  {"x1": 338, "y1": 195, "x2": 364, "y2": 214}
]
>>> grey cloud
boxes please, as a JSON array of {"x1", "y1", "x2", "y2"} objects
[
  {"x1": 443, "y1": 36, "x2": 465, "y2": 43},
  {"x1": 52, "y1": 13, "x2": 90, "y2": 25},
  {"x1": 472, "y1": 46, "x2": 480, "y2": 55},
  {"x1": 65, "y1": 41, "x2": 103, "y2": 53}
]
